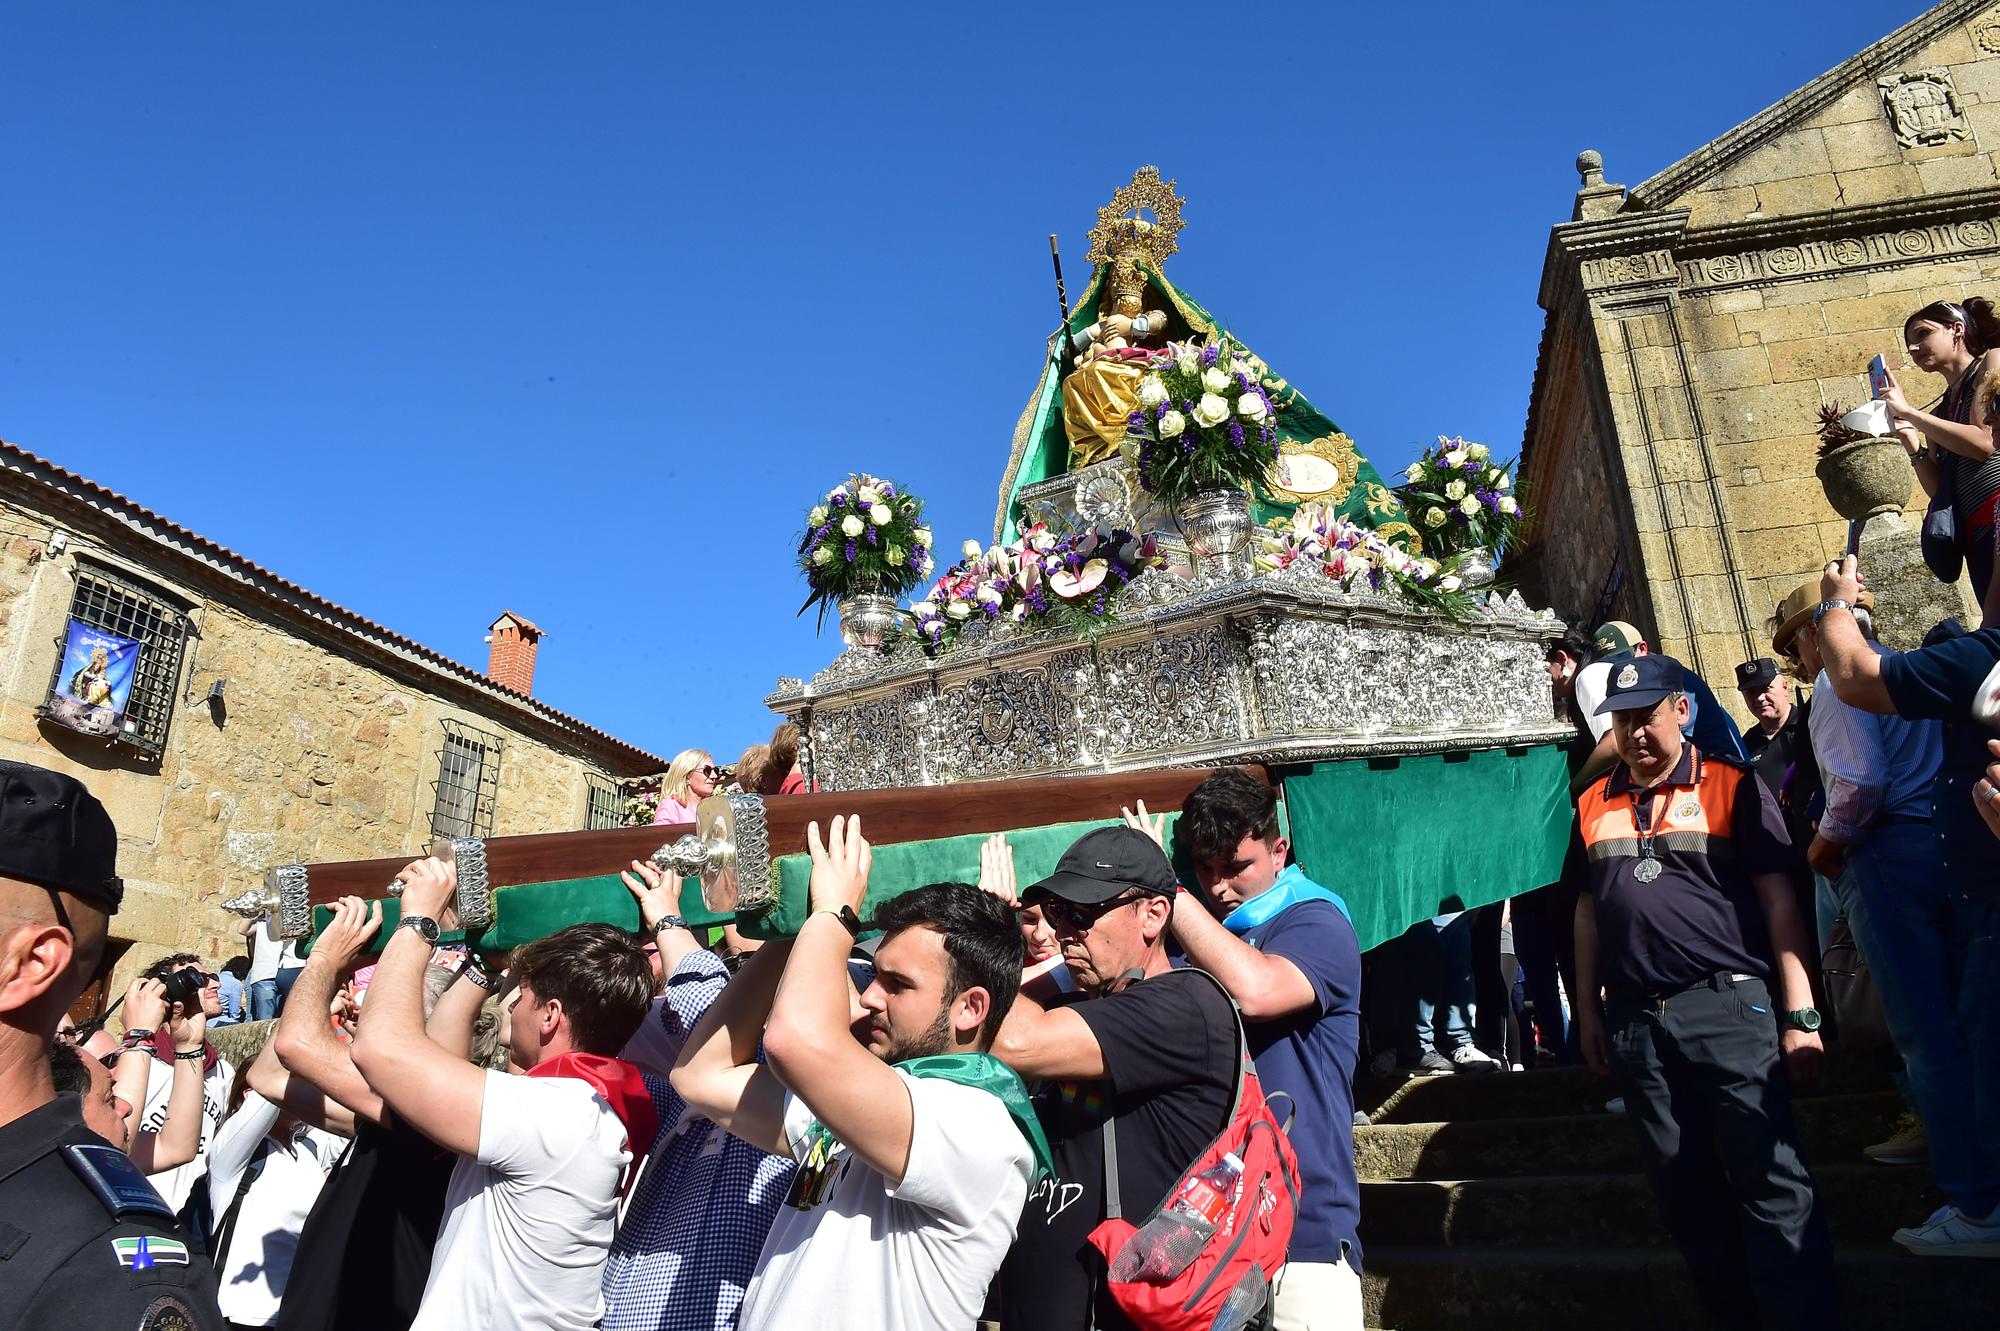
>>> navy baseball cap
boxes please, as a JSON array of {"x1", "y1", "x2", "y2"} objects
[
  {"x1": 0, "y1": 760, "x2": 121, "y2": 909},
  {"x1": 1734, "y1": 657, "x2": 1779, "y2": 690},
  {"x1": 1594, "y1": 653, "x2": 1686, "y2": 716},
  {"x1": 1025, "y1": 826, "x2": 1178, "y2": 905}
]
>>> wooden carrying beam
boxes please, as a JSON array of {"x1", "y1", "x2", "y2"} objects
[{"x1": 279, "y1": 764, "x2": 1268, "y2": 908}]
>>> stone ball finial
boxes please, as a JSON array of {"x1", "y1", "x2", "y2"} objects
[{"x1": 1577, "y1": 150, "x2": 1605, "y2": 188}]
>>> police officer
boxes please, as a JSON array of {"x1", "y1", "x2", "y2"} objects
[
  {"x1": 0, "y1": 759, "x2": 224, "y2": 1330},
  {"x1": 1570, "y1": 656, "x2": 1835, "y2": 1331}
]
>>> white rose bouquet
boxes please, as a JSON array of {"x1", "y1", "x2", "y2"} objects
[
  {"x1": 797, "y1": 473, "x2": 934, "y2": 631},
  {"x1": 1122, "y1": 338, "x2": 1280, "y2": 506},
  {"x1": 1390, "y1": 435, "x2": 1523, "y2": 560}
]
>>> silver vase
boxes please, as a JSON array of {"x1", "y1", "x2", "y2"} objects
[
  {"x1": 837, "y1": 592, "x2": 901, "y2": 650},
  {"x1": 1455, "y1": 545, "x2": 1498, "y2": 588},
  {"x1": 1173, "y1": 487, "x2": 1256, "y2": 580}
]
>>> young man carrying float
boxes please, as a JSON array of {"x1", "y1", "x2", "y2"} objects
[
  {"x1": 672, "y1": 815, "x2": 1043, "y2": 1331},
  {"x1": 349, "y1": 856, "x2": 657, "y2": 1331}
]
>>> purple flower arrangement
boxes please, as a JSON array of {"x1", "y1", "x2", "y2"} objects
[
  {"x1": 1392, "y1": 436, "x2": 1522, "y2": 559},
  {"x1": 796, "y1": 474, "x2": 934, "y2": 629},
  {"x1": 1121, "y1": 338, "x2": 1281, "y2": 506},
  {"x1": 908, "y1": 522, "x2": 1160, "y2": 652}
]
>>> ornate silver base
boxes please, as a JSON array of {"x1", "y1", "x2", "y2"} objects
[
  {"x1": 1174, "y1": 487, "x2": 1256, "y2": 580},
  {"x1": 838, "y1": 593, "x2": 901, "y2": 650}
]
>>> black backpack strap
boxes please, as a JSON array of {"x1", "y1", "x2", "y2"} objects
[{"x1": 210, "y1": 1139, "x2": 272, "y2": 1271}]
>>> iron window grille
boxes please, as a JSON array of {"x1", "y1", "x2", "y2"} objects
[
  {"x1": 584, "y1": 774, "x2": 622, "y2": 830},
  {"x1": 430, "y1": 720, "x2": 500, "y2": 839},
  {"x1": 43, "y1": 566, "x2": 192, "y2": 755}
]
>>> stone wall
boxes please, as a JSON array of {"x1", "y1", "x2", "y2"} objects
[
  {"x1": 0, "y1": 488, "x2": 647, "y2": 1000},
  {"x1": 1522, "y1": 1, "x2": 1993, "y2": 699}
]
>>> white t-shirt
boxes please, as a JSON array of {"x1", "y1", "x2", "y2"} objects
[
  {"x1": 139, "y1": 1049, "x2": 236, "y2": 1212},
  {"x1": 738, "y1": 1071, "x2": 1033, "y2": 1331},
  {"x1": 410, "y1": 1070, "x2": 632, "y2": 1331},
  {"x1": 205, "y1": 1091, "x2": 346, "y2": 1327},
  {"x1": 246, "y1": 916, "x2": 285, "y2": 985},
  {"x1": 1574, "y1": 660, "x2": 1613, "y2": 742}
]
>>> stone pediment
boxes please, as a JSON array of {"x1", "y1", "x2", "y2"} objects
[{"x1": 1625, "y1": 0, "x2": 1999, "y2": 220}]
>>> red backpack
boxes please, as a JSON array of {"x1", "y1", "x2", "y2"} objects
[{"x1": 1086, "y1": 969, "x2": 1301, "y2": 1331}]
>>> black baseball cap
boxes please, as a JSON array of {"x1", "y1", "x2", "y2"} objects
[
  {"x1": 1025, "y1": 826, "x2": 1178, "y2": 905},
  {"x1": 1594, "y1": 653, "x2": 1686, "y2": 716},
  {"x1": 0, "y1": 760, "x2": 121, "y2": 910},
  {"x1": 1734, "y1": 657, "x2": 1779, "y2": 690}
]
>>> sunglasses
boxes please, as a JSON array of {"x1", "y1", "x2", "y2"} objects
[
  {"x1": 1036, "y1": 893, "x2": 1146, "y2": 933},
  {"x1": 699, "y1": 765, "x2": 719, "y2": 778}
]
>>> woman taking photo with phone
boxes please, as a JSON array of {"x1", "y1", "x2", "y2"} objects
[{"x1": 1881, "y1": 296, "x2": 2000, "y2": 608}]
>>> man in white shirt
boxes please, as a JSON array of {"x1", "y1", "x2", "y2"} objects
[
  {"x1": 135, "y1": 953, "x2": 234, "y2": 1212},
  {"x1": 673, "y1": 816, "x2": 1043, "y2": 1331},
  {"x1": 351, "y1": 857, "x2": 657, "y2": 1331}
]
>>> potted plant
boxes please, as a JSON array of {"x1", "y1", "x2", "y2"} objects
[
  {"x1": 1813, "y1": 403, "x2": 1912, "y2": 523},
  {"x1": 796, "y1": 475, "x2": 934, "y2": 649},
  {"x1": 1121, "y1": 339, "x2": 1279, "y2": 575},
  {"x1": 1391, "y1": 436, "x2": 1522, "y2": 584}
]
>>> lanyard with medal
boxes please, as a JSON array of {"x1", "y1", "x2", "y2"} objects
[{"x1": 1630, "y1": 786, "x2": 1664, "y2": 882}]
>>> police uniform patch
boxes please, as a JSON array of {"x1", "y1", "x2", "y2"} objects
[
  {"x1": 1616, "y1": 663, "x2": 1639, "y2": 688},
  {"x1": 1673, "y1": 798, "x2": 1702, "y2": 823},
  {"x1": 110, "y1": 1235, "x2": 189, "y2": 1267},
  {"x1": 137, "y1": 1293, "x2": 201, "y2": 1330}
]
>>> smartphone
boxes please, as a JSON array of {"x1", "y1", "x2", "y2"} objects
[
  {"x1": 1845, "y1": 520, "x2": 1864, "y2": 557},
  {"x1": 1868, "y1": 355, "x2": 1891, "y2": 398}
]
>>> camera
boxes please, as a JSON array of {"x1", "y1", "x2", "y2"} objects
[{"x1": 160, "y1": 966, "x2": 211, "y2": 1010}]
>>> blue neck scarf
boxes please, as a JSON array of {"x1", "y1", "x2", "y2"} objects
[{"x1": 1221, "y1": 864, "x2": 1351, "y2": 935}]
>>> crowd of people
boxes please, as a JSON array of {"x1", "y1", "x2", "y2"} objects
[{"x1": 2, "y1": 298, "x2": 1998, "y2": 1330}]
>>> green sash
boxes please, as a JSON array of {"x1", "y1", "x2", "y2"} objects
[{"x1": 802, "y1": 1051, "x2": 1052, "y2": 1183}]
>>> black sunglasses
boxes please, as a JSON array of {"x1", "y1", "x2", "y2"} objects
[
  {"x1": 1037, "y1": 893, "x2": 1145, "y2": 933},
  {"x1": 699, "y1": 765, "x2": 719, "y2": 778}
]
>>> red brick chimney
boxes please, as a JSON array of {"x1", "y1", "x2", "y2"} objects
[{"x1": 485, "y1": 611, "x2": 544, "y2": 695}]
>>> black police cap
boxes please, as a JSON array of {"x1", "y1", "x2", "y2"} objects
[
  {"x1": 1594, "y1": 653, "x2": 1685, "y2": 716},
  {"x1": 1734, "y1": 657, "x2": 1779, "y2": 690},
  {"x1": 0, "y1": 760, "x2": 121, "y2": 910}
]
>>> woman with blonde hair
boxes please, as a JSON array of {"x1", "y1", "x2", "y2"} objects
[{"x1": 649, "y1": 747, "x2": 718, "y2": 826}]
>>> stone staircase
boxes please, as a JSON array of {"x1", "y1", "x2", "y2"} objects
[{"x1": 1355, "y1": 1060, "x2": 2000, "y2": 1329}]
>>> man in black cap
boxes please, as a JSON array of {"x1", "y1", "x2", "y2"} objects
[
  {"x1": 0, "y1": 758, "x2": 224, "y2": 1329},
  {"x1": 991, "y1": 826, "x2": 1239, "y2": 1331},
  {"x1": 1570, "y1": 658, "x2": 1834, "y2": 1330},
  {"x1": 1734, "y1": 657, "x2": 1801, "y2": 779}
]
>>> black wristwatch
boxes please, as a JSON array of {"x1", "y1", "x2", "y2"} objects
[
  {"x1": 1783, "y1": 1007, "x2": 1823, "y2": 1033},
  {"x1": 650, "y1": 914, "x2": 689, "y2": 936},
  {"x1": 397, "y1": 914, "x2": 441, "y2": 945},
  {"x1": 815, "y1": 905, "x2": 863, "y2": 938}
]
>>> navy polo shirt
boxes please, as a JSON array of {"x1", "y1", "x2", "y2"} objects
[
  {"x1": 1880, "y1": 626, "x2": 2000, "y2": 891},
  {"x1": 1233, "y1": 897, "x2": 1363, "y2": 1269}
]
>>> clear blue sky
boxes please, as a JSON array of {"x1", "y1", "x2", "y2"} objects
[{"x1": 0, "y1": 2, "x2": 1925, "y2": 767}]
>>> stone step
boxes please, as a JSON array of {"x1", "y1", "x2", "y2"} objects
[
  {"x1": 1360, "y1": 1056, "x2": 1896, "y2": 1125},
  {"x1": 1360, "y1": 1163, "x2": 1945, "y2": 1248},
  {"x1": 1355, "y1": 1092, "x2": 1902, "y2": 1180},
  {"x1": 1363, "y1": 1244, "x2": 2000, "y2": 1331}
]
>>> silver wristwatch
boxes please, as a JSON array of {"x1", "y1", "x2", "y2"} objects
[
  {"x1": 397, "y1": 914, "x2": 441, "y2": 945},
  {"x1": 1812, "y1": 598, "x2": 1853, "y2": 626}
]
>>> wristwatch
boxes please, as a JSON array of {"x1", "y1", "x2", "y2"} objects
[
  {"x1": 1812, "y1": 599, "x2": 1853, "y2": 626},
  {"x1": 650, "y1": 914, "x2": 689, "y2": 936},
  {"x1": 814, "y1": 905, "x2": 864, "y2": 939},
  {"x1": 1784, "y1": 1007, "x2": 1823, "y2": 1032},
  {"x1": 397, "y1": 914, "x2": 441, "y2": 945}
]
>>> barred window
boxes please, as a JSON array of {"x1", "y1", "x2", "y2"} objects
[
  {"x1": 42, "y1": 566, "x2": 192, "y2": 754},
  {"x1": 431, "y1": 720, "x2": 499, "y2": 839},
  {"x1": 584, "y1": 773, "x2": 621, "y2": 830}
]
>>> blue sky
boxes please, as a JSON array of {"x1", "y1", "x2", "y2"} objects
[{"x1": 0, "y1": 2, "x2": 1924, "y2": 767}]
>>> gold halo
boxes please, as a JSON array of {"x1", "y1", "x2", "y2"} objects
[{"x1": 1086, "y1": 166, "x2": 1186, "y2": 269}]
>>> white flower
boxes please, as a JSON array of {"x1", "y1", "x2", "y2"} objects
[
  {"x1": 1010, "y1": 603, "x2": 1029, "y2": 622},
  {"x1": 1445, "y1": 480, "x2": 1467, "y2": 501},
  {"x1": 1159, "y1": 409, "x2": 1186, "y2": 438},
  {"x1": 1499, "y1": 496, "x2": 1518, "y2": 515},
  {"x1": 1495, "y1": 471, "x2": 1511, "y2": 490},
  {"x1": 1459, "y1": 495, "x2": 1481, "y2": 516},
  {"x1": 1423, "y1": 507, "x2": 1447, "y2": 529},
  {"x1": 808, "y1": 505, "x2": 828, "y2": 526},
  {"x1": 962, "y1": 538, "x2": 983, "y2": 560},
  {"x1": 1175, "y1": 347, "x2": 1200, "y2": 375},
  {"x1": 841, "y1": 514, "x2": 865, "y2": 537},
  {"x1": 857, "y1": 485, "x2": 880, "y2": 505},
  {"x1": 918, "y1": 553, "x2": 935, "y2": 575},
  {"x1": 886, "y1": 544, "x2": 905, "y2": 566},
  {"x1": 826, "y1": 485, "x2": 849, "y2": 503},
  {"x1": 811, "y1": 545, "x2": 833, "y2": 565},
  {"x1": 1192, "y1": 393, "x2": 1230, "y2": 428},
  {"x1": 1404, "y1": 463, "x2": 1424, "y2": 482},
  {"x1": 946, "y1": 600, "x2": 973, "y2": 620},
  {"x1": 1138, "y1": 375, "x2": 1168, "y2": 408},
  {"x1": 1201, "y1": 366, "x2": 1232, "y2": 394},
  {"x1": 1444, "y1": 449, "x2": 1468, "y2": 468},
  {"x1": 869, "y1": 503, "x2": 891, "y2": 526},
  {"x1": 914, "y1": 526, "x2": 933, "y2": 547},
  {"x1": 1050, "y1": 558, "x2": 1110, "y2": 599},
  {"x1": 976, "y1": 584, "x2": 1003, "y2": 605},
  {"x1": 1439, "y1": 575, "x2": 1463, "y2": 593},
  {"x1": 1467, "y1": 443, "x2": 1489, "y2": 460},
  {"x1": 1236, "y1": 394, "x2": 1268, "y2": 423},
  {"x1": 911, "y1": 599, "x2": 938, "y2": 618}
]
